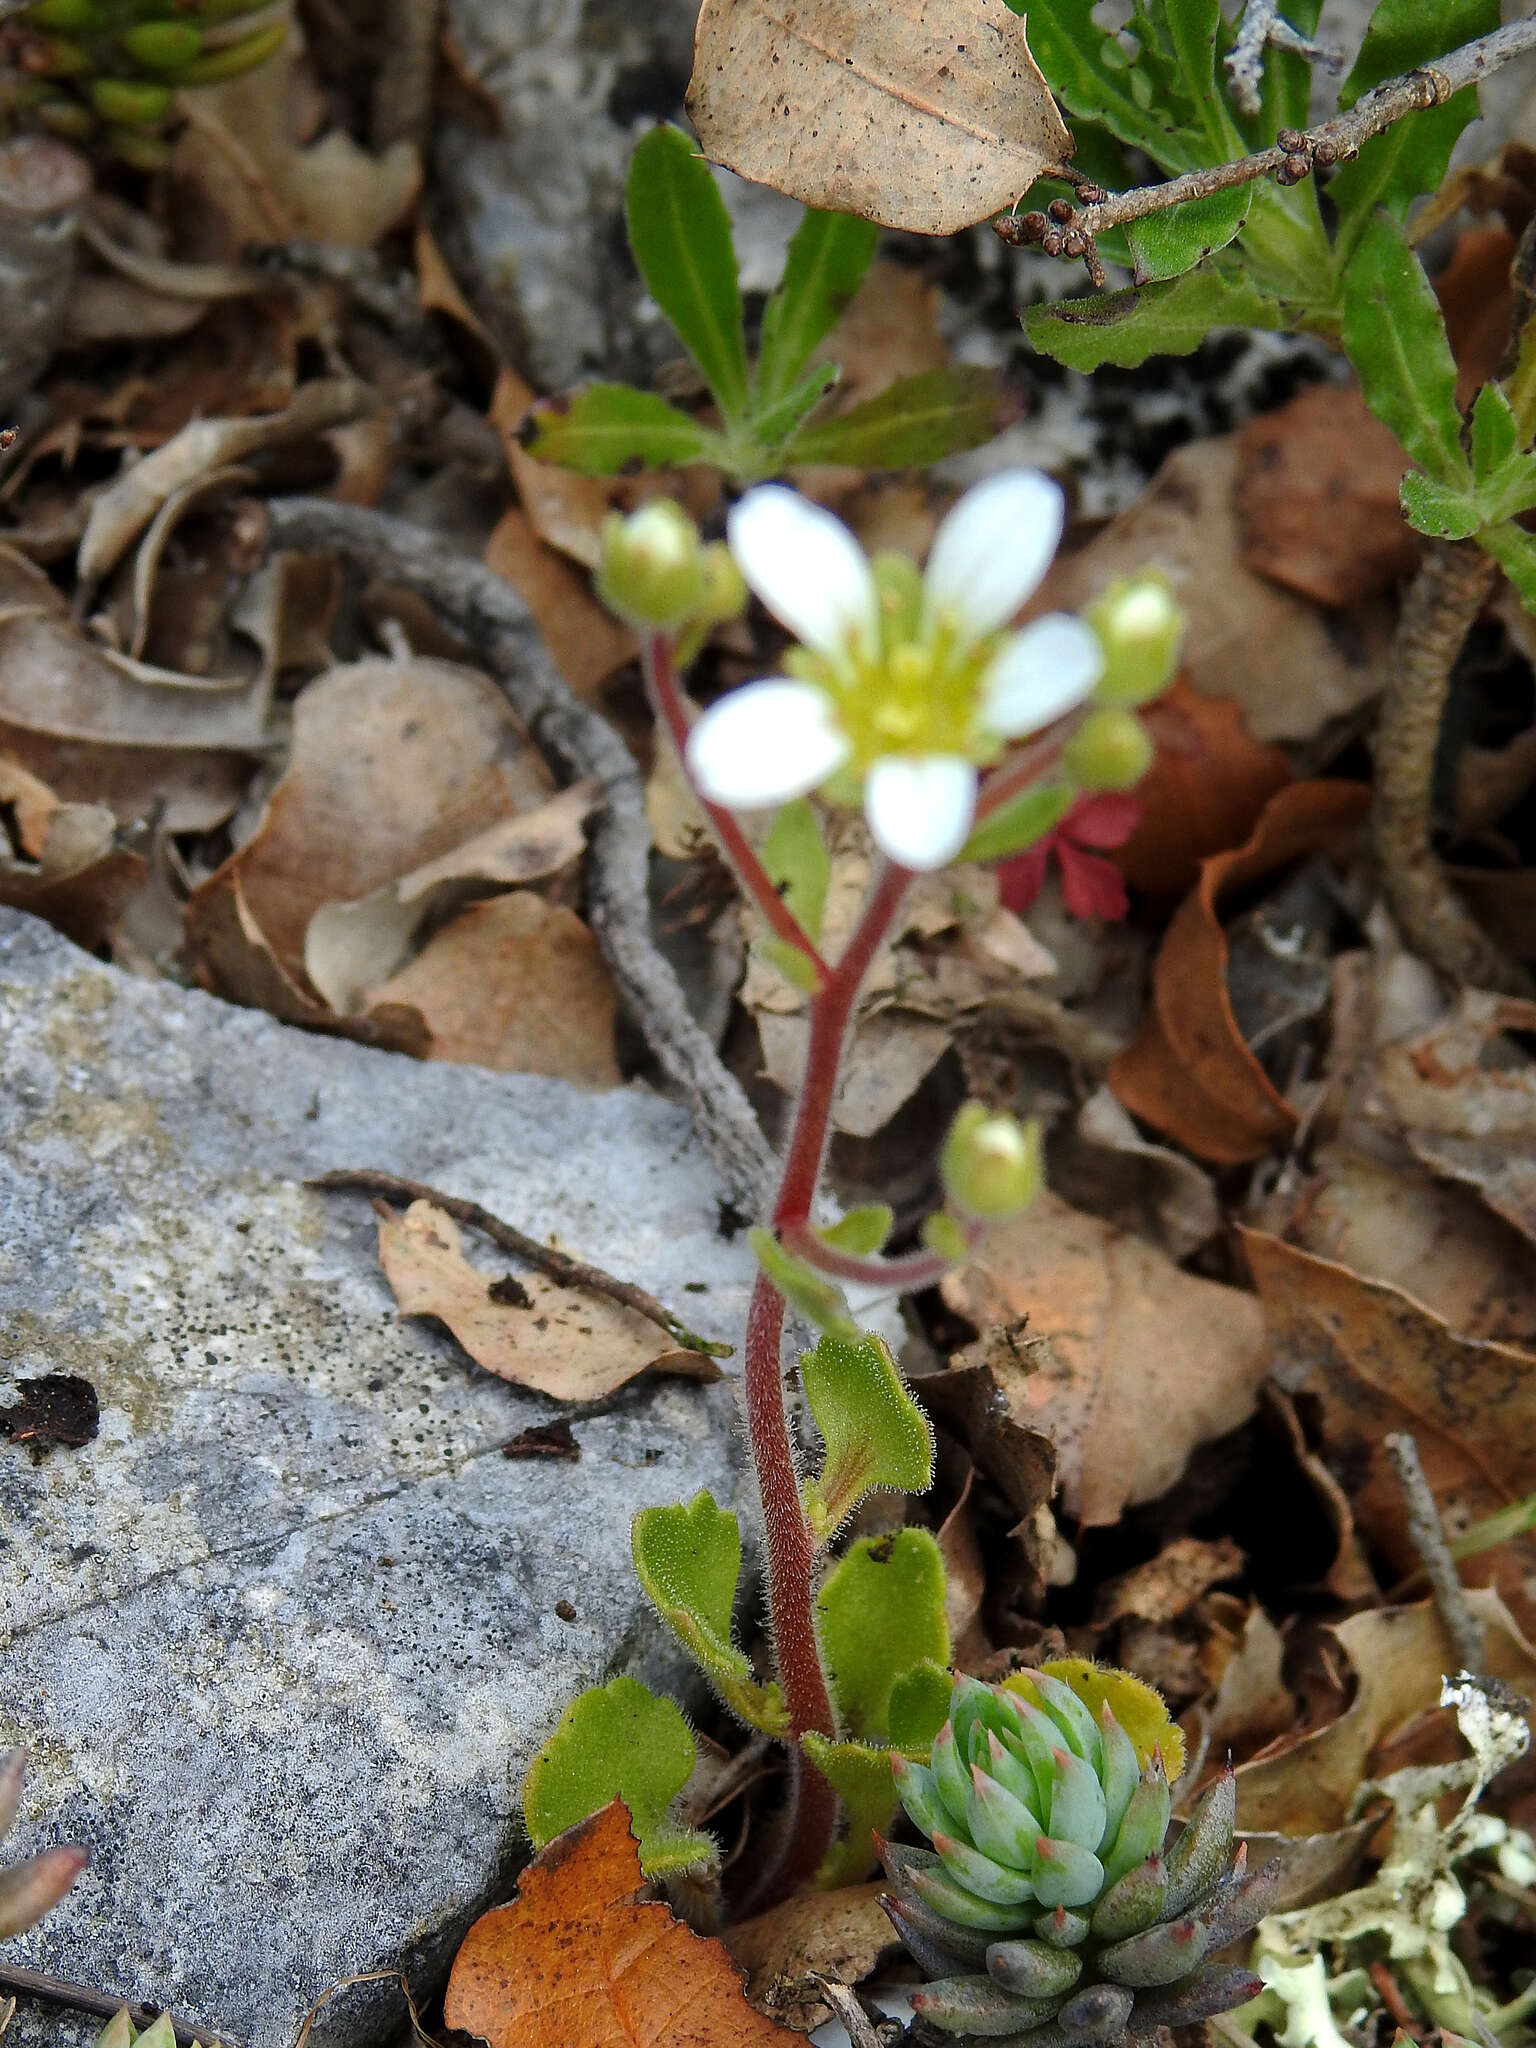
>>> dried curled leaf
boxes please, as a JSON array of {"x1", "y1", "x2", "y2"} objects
[
  {"x1": 444, "y1": 1800, "x2": 800, "y2": 2048},
  {"x1": 688, "y1": 0, "x2": 1072, "y2": 235}
]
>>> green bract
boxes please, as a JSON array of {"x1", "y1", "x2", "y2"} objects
[{"x1": 883, "y1": 1670, "x2": 1277, "y2": 2045}]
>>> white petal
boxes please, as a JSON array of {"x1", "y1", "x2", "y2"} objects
[
  {"x1": 980, "y1": 614, "x2": 1105, "y2": 737},
  {"x1": 685, "y1": 680, "x2": 850, "y2": 809},
  {"x1": 923, "y1": 470, "x2": 1066, "y2": 642},
  {"x1": 863, "y1": 755, "x2": 977, "y2": 872},
  {"x1": 727, "y1": 486, "x2": 879, "y2": 661}
]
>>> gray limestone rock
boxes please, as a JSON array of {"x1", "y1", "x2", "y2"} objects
[{"x1": 0, "y1": 908, "x2": 760, "y2": 2048}]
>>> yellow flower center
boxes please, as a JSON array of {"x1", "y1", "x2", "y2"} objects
[{"x1": 784, "y1": 558, "x2": 1007, "y2": 773}]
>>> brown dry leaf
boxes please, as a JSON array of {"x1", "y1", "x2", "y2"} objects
[
  {"x1": 171, "y1": 32, "x2": 420, "y2": 255},
  {"x1": 1437, "y1": 224, "x2": 1516, "y2": 409},
  {"x1": 1109, "y1": 781, "x2": 1370, "y2": 1165},
  {"x1": 943, "y1": 1189, "x2": 1269, "y2": 1526},
  {"x1": 1202, "y1": 1604, "x2": 1295, "y2": 1754},
  {"x1": 379, "y1": 1203, "x2": 713, "y2": 1398},
  {"x1": 1264, "y1": 1385, "x2": 1379, "y2": 1605},
  {"x1": 1241, "y1": 1226, "x2": 1536, "y2": 1619},
  {"x1": 0, "y1": 759, "x2": 146, "y2": 952},
  {"x1": 688, "y1": 0, "x2": 1071, "y2": 236},
  {"x1": 1375, "y1": 991, "x2": 1536, "y2": 1251},
  {"x1": 367, "y1": 893, "x2": 620, "y2": 1085},
  {"x1": 1235, "y1": 385, "x2": 1417, "y2": 607},
  {"x1": 77, "y1": 378, "x2": 373, "y2": 585},
  {"x1": 484, "y1": 506, "x2": 636, "y2": 698},
  {"x1": 444, "y1": 1800, "x2": 796, "y2": 2048},
  {"x1": 1093, "y1": 1536, "x2": 1244, "y2": 1628},
  {"x1": 0, "y1": 545, "x2": 263, "y2": 832},
  {"x1": 305, "y1": 781, "x2": 599, "y2": 1012},
  {"x1": 1114, "y1": 679, "x2": 1292, "y2": 901},
  {"x1": 185, "y1": 656, "x2": 552, "y2": 1000},
  {"x1": 1235, "y1": 1593, "x2": 1536, "y2": 1835},
  {"x1": 1038, "y1": 437, "x2": 1391, "y2": 744},
  {"x1": 1052, "y1": 1082, "x2": 1221, "y2": 1262},
  {"x1": 725, "y1": 1883, "x2": 895, "y2": 2032}
]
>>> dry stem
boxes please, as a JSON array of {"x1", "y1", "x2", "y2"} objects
[
  {"x1": 1384, "y1": 1430, "x2": 1487, "y2": 1677},
  {"x1": 1373, "y1": 540, "x2": 1533, "y2": 995}
]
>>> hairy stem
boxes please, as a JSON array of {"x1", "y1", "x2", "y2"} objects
[
  {"x1": 741, "y1": 860, "x2": 911, "y2": 1903},
  {"x1": 644, "y1": 633, "x2": 829, "y2": 985},
  {"x1": 1373, "y1": 540, "x2": 1533, "y2": 994}
]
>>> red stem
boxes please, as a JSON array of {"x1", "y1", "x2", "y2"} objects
[
  {"x1": 778, "y1": 1217, "x2": 957, "y2": 1292},
  {"x1": 643, "y1": 633, "x2": 829, "y2": 985},
  {"x1": 974, "y1": 731, "x2": 1067, "y2": 822}
]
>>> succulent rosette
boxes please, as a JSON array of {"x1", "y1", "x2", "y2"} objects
[{"x1": 882, "y1": 1666, "x2": 1277, "y2": 2045}]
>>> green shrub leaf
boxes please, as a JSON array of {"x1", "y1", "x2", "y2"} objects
[
  {"x1": 626, "y1": 124, "x2": 750, "y2": 424},
  {"x1": 1025, "y1": 264, "x2": 1287, "y2": 371},
  {"x1": 519, "y1": 384, "x2": 728, "y2": 475},
  {"x1": 521, "y1": 1676, "x2": 715, "y2": 1876},
  {"x1": 1479, "y1": 521, "x2": 1536, "y2": 612},
  {"x1": 1127, "y1": 184, "x2": 1251, "y2": 284},
  {"x1": 817, "y1": 1527, "x2": 950, "y2": 1742},
  {"x1": 1341, "y1": 214, "x2": 1465, "y2": 488},
  {"x1": 802, "y1": 1330, "x2": 934, "y2": 1540}
]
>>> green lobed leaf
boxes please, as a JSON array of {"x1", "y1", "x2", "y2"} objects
[
  {"x1": 756, "y1": 209, "x2": 879, "y2": 411},
  {"x1": 1340, "y1": 213, "x2": 1466, "y2": 488},
  {"x1": 1329, "y1": 0, "x2": 1497, "y2": 249},
  {"x1": 816, "y1": 1204, "x2": 894, "y2": 1257},
  {"x1": 749, "y1": 1227, "x2": 859, "y2": 1340},
  {"x1": 519, "y1": 384, "x2": 728, "y2": 476},
  {"x1": 761, "y1": 797, "x2": 830, "y2": 943},
  {"x1": 781, "y1": 367, "x2": 1004, "y2": 471},
  {"x1": 817, "y1": 1527, "x2": 950, "y2": 1743},
  {"x1": 521, "y1": 1676, "x2": 715, "y2": 1876},
  {"x1": 802, "y1": 1733, "x2": 900, "y2": 1888},
  {"x1": 1478, "y1": 521, "x2": 1536, "y2": 612},
  {"x1": 631, "y1": 1493, "x2": 788, "y2": 1733},
  {"x1": 802, "y1": 1330, "x2": 934, "y2": 1540},
  {"x1": 887, "y1": 1658, "x2": 956, "y2": 1756},
  {"x1": 625, "y1": 124, "x2": 750, "y2": 424},
  {"x1": 1024, "y1": 263, "x2": 1287, "y2": 371},
  {"x1": 1127, "y1": 183, "x2": 1251, "y2": 285},
  {"x1": 959, "y1": 782, "x2": 1075, "y2": 868}
]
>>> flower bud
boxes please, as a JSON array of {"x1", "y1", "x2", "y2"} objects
[
  {"x1": 941, "y1": 1105, "x2": 1041, "y2": 1220},
  {"x1": 695, "y1": 540, "x2": 746, "y2": 626},
  {"x1": 1063, "y1": 708, "x2": 1153, "y2": 792},
  {"x1": 1086, "y1": 573, "x2": 1183, "y2": 706},
  {"x1": 596, "y1": 501, "x2": 707, "y2": 629}
]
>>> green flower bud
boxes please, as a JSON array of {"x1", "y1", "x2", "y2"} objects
[
  {"x1": 1086, "y1": 573, "x2": 1183, "y2": 707},
  {"x1": 118, "y1": 21, "x2": 205, "y2": 69},
  {"x1": 596, "y1": 500, "x2": 707, "y2": 630},
  {"x1": 1062, "y1": 708, "x2": 1154, "y2": 793},
  {"x1": 89, "y1": 76, "x2": 173, "y2": 124},
  {"x1": 882, "y1": 1667, "x2": 1271, "y2": 2048},
  {"x1": 940, "y1": 1104, "x2": 1041, "y2": 1221},
  {"x1": 696, "y1": 540, "x2": 746, "y2": 626}
]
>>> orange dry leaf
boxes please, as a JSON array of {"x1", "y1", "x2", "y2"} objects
[
  {"x1": 444, "y1": 1800, "x2": 799, "y2": 2048},
  {"x1": 1114, "y1": 679, "x2": 1292, "y2": 900},
  {"x1": 1109, "y1": 781, "x2": 1370, "y2": 1164},
  {"x1": 1235, "y1": 385, "x2": 1416, "y2": 608}
]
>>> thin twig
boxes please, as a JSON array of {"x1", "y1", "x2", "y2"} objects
[
  {"x1": 1373, "y1": 541, "x2": 1533, "y2": 994},
  {"x1": 307, "y1": 1168, "x2": 732, "y2": 1357},
  {"x1": 289, "y1": 1969, "x2": 434, "y2": 2048},
  {"x1": 998, "y1": 14, "x2": 1536, "y2": 282},
  {"x1": 1225, "y1": 0, "x2": 1343, "y2": 118},
  {"x1": 1385, "y1": 1431, "x2": 1488, "y2": 1677},
  {"x1": 0, "y1": 1964, "x2": 234, "y2": 2048},
  {"x1": 263, "y1": 499, "x2": 778, "y2": 1215}
]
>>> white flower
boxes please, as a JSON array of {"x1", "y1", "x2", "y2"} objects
[{"x1": 683, "y1": 471, "x2": 1103, "y2": 871}]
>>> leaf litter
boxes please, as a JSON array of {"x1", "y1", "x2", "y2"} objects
[{"x1": 5, "y1": 9, "x2": 1536, "y2": 2043}]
